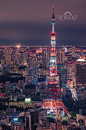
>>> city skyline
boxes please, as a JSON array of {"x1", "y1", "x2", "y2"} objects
[
  {"x1": 0, "y1": 0, "x2": 86, "y2": 46},
  {"x1": 0, "y1": 2, "x2": 86, "y2": 129}
]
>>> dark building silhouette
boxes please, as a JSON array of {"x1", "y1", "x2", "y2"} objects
[{"x1": 76, "y1": 59, "x2": 86, "y2": 88}]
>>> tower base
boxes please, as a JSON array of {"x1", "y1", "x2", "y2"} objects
[{"x1": 42, "y1": 98, "x2": 71, "y2": 119}]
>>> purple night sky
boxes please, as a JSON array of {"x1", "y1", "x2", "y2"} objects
[{"x1": 0, "y1": 0, "x2": 86, "y2": 46}]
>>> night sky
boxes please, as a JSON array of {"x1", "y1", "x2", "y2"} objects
[{"x1": 0, "y1": 0, "x2": 86, "y2": 46}]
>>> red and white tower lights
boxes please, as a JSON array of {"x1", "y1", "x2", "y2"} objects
[{"x1": 49, "y1": 6, "x2": 57, "y2": 77}]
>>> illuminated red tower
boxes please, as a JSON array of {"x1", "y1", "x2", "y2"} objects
[{"x1": 42, "y1": 7, "x2": 71, "y2": 119}]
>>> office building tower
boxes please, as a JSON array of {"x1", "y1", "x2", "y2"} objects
[
  {"x1": 28, "y1": 52, "x2": 38, "y2": 85},
  {"x1": 67, "y1": 57, "x2": 76, "y2": 88},
  {"x1": 76, "y1": 58, "x2": 86, "y2": 88},
  {"x1": 57, "y1": 49, "x2": 65, "y2": 64},
  {"x1": 57, "y1": 63, "x2": 67, "y2": 86},
  {"x1": 5, "y1": 47, "x2": 11, "y2": 65},
  {"x1": 25, "y1": 112, "x2": 31, "y2": 130},
  {"x1": 72, "y1": 46, "x2": 75, "y2": 57}
]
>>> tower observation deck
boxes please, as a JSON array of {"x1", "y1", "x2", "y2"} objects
[{"x1": 42, "y1": 7, "x2": 71, "y2": 119}]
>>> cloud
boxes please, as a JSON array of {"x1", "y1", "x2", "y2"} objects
[{"x1": 0, "y1": 0, "x2": 86, "y2": 45}]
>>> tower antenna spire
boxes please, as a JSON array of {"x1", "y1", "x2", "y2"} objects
[{"x1": 53, "y1": 6, "x2": 54, "y2": 14}]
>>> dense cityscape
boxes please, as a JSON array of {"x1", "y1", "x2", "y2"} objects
[{"x1": 0, "y1": 0, "x2": 86, "y2": 130}]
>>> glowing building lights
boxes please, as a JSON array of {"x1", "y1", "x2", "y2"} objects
[
  {"x1": 42, "y1": 7, "x2": 71, "y2": 118},
  {"x1": 77, "y1": 58, "x2": 85, "y2": 61}
]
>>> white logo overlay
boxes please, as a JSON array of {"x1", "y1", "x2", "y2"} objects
[{"x1": 57, "y1": 11, "x2": 77, "y2": 21}]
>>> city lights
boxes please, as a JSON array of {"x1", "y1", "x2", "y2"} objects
[{"x1": 0, "y1": 1, "x2": 85, "y2": 129}]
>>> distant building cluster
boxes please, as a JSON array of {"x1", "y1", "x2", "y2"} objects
[{"x1": 0, "y1": 45, "x2": 86, "y2": 129}]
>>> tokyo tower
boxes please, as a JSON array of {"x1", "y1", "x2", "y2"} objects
[{"x1": 42, "y1": 7, "x2": 71, "y2": 119}]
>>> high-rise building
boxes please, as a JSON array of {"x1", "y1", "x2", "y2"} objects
[
  {"x1": 25, "y1": 112, "x2": 31, "y2": 130},
  {"x1": 0, "y1": 49, "x2": 4, "y2": 65},
  {"x1": 19, "y1": 51, "x2": 28, "y2": 65},
  {"x1": 57, "y1": 49, "x2": 65, "y2": 64},
  {"x1": 72, "y1": 46, "x2": 75, "y2": 57},
  {"x1": 67, "y1": 57, "x2": 76, "y2": 88},
  {"x1": 11, "y1": 123, "x2": 24, "y2": 130},
  {"x1": 57, "y1": 63, "x2": 67, "y2": 87},
  {"x1": 42, "y1": 7, "x2": 71, "y2": 119},
  {"x1": 76, "y1": 58, "x2": 86, "y2": 88},
  {"x1": 24, "y1": 50, "x2": 28, "y2": 65},
  {"x1": 5, "y1": 47, "x2": 11, "y2": 65},
  {"x1": 28, "y1": 51, "x2": 38, "y2": 85},
  {"x1": 38, "y1": 48, "x2": 49, "y2": 85}
]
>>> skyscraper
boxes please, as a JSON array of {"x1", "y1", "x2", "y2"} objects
[
  {"x1": 28, "y1": 51, "x2": 38, "y2": 85},
  {"x1": 76, "y1": 58, "x2": 86, "y2": 88},
  {"x1": 42, "y1": 7, "x2": 71, "y2": 119}
]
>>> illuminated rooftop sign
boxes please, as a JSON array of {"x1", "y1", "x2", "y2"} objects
[
  {"x1": 77, "y1": 59, "x2": 85, "y2": 62},
  {"x1": 25, "y1": 98, "x2": 31, "y2": 103}
]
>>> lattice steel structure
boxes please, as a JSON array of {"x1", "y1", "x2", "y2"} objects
[{"x1": 42, "y1": 7, "x2": 71, "y2": 118}]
